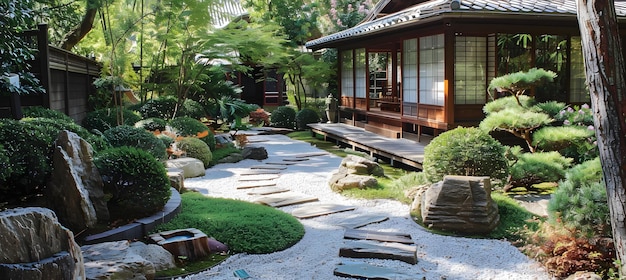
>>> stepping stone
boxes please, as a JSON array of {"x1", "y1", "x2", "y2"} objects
[
  {"x1": 344, "y1": 229, "x2": 414, "y2": 244},
  {"x1": 238, "y1": 174, "x2": 280, "y2": 181},
  {"x1": 236, "y1": 182, "x2": 277, "y2": 189},
  {"x1": 291, "y1": 204, "x2": 356, "y2": 219},
  {"x1": 334, "y1": 214, "x2": 389, "y2": 229},
  {"x1": 339, "y1": 240, "x2": 417, "y2": 264},
  {"x1": 254, "y1": 193, "x2": 318, "y2": 207},
  {"x1": 264, "y1": 161, "x2": 297, "y2": 165},
  {"x1": 333, "y1": 262, "x2": 415, "y2": 280},
  {"x1": 280, "y1": 157, "x2": 310, "y2": 162},
  {"x1": 294, "y1": 152, "x2": 327, "y2": 158},
  {"x1": 250, "y1": 165, "x2": 287, "y2": 170},
  {"x1": 246, "y1": 186, "x2": 289, "y2": 195},
  {"x1": 239, "y1": 169, "x2": 282, "y2": 175}
]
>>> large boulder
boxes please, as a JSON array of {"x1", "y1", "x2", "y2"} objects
[
  {"x1": 166, "y1": 157, "x2": 206, "y2": 178},
  {"x1": 82, "y1": 241, "x2": 175, "y2": 280},
  {"x1": 340, "y1": 155, "x2": 384, "y2": 176},
  {"x1": 329, "y1": 155, "x2": 382, "y2": 192},
  {"x1": 419, "y1": 175, "x2": 499, "y2": 234},
  {"x1": 0, "y1": 207, "x2": 84, "y2": 280},
  {"x1": 47, "y1": 130, "x2": 109, "y2": 232},
  {"x1": 329, "y1": 172, "x2": 378, "y2": 192},
  {"x1": 241, "y1": 146, "x2": 268, "y2": 160}
]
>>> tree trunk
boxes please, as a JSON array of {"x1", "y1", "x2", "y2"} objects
[
  {"x1": 576, "y1": 0, "x2": 626, "y2": 273},
  {"x1": 59, "y1": 6, "x2": 98, "y2": 50}
]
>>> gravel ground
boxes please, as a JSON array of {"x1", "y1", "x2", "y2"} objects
[{"x1": 179, "y1": 133, "x2": 551, "y2": 280}]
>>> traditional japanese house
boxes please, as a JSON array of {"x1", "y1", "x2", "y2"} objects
[{"x1": 306, "y1": 0, "x2": 626, "y2": 140}]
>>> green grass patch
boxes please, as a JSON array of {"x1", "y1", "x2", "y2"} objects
[
  {"x1": 210, "y1": 144, "x2": 241, "y2": 166},
  {"x1": 154, "y1": 192, "x2": 304, "y2": 254},
  {"x1": 488, "y1": 192, "x2": 542, "y2": 240},
  {"x1": 155, "y1": 254, "x2": 229, "y2": 278}
]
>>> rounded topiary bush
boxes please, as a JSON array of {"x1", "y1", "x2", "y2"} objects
[
  {"x1": 95, "y1": 146, "x2": 171, "y2": 219},
  {"x1": 169, "y1": 117, "x2": 215, "y2": 151},
  {"x1": 178, "y1": 99, "x2": 206, "y2": 119},
  {"x1": 83, "y1": 107, "x2": 141, "y2": 133},
  {"x1": 138, "y1": 96, "x2": 177, "y2": 120},
  {"x1": 270, "y1": 106, "x2": 296, "y2": 129},
  {"x1": 423, "y1": 127, "x2": 509, "y2": 183},
  {"x1": 135, "y1": 118, "x2": 167, "y2": 132},
  {"x1": 23, "y1": 106, "x2": 74, "y2": 123},
  {"x1": 103, "y1": 125, "x2": 167, "y2": 161},
  {"x1": 295, "y1": 108, "x2": 319, "y2": 130},
  {"x1": 177, "y1": 137, "x2": 213, "y2": 168}
]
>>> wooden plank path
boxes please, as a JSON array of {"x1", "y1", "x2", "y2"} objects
[
  {"x1": 254, "y1": 192, "x2": 319, "y2": 207},
  {"x1": 339, "y1": 229, "x2": 418, "y2": 265},
  {"x1": 291, "y1": 204, "x2": 356, "y2": 219},
  {"x1": 334, "y1": 262, "x2": 417, "y2": 280},
  {"x1": 333, "y1": 214, "x2": 389, "y2": 229},
  {"x1": 308, "y1": 123, "x2": 427, "y2": 169}
]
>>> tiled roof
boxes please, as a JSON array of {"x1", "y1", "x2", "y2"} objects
[
  {"x1": 306, "y1": 0, "x2": 626, "y2": 49},
  {"x1": 209, "y1": 0, "x2": 249, "y2": 28}
]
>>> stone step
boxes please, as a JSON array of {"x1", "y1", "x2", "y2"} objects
[
  {"x1": 339, "y1": 239, "x2": 417, "y2": 265},
  {"x1": 333, "y1": 214, "x2": 389, "y2": 229},
  {"x1": 254, "y1": 193, "x2": 318, "y2": 207},
  {"x1": 236, "y1": 182, "x2": 277, "y2": 189},
  {"x1": 343, "y1": 229, "x2": 414, "y2": 244},
  {"x1": 294, "y1": 152, "x2": 327, "y2": 158},
  {"x1": 264, "y1": 161, "x2": 297, "y2": 166},
  {"x1": 239, "y1": 170, "x2": 282, "y2": 176},
  {"x1": 249, "y1": 165, "x2": 287, "y2": 170},
  {"x1": 246, "y1": 187, "x2": 289, "y2": 195},
  {"x1": 237, "y1": 174, "x2": 280, "y2": 182},
  {"x1": 291, "y1": 204, "x2": 356, "y2": 219},
  {"x1": 280, "y1": 157, "x2": 310, "y2": 162},
  {"x1": 333, "y1": 262, "x2": 416, "y2": 280}
]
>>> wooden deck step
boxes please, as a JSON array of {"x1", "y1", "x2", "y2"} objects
[
  {"x1": 239, "y1": 169, "x2": 282, "y2": 175},
  {"x1": 254, "y1": 193, "x2": 319, "y2": 207},
  {"x1": 250, "y1": 165, "x2": 287, "y2": 170},
  {"x1": 344, "y1": 229, "x2": 414, "y2": 244},
  {"x1": 238, "y1": 174, "x2": 280, "y2": 181},
  {"x1": 339, "y1": 239, "x2": 417, "y2": 264},
  {"x1": 333, "y1": 214, "x2": 389, "y2": 229},
  {"x1": 333, "y1": 262, "x2": 415, "y2": 280},
  {"x1": 236, "y1": 182, "x2": 277, "y2": 189},
  {"x1": 291, "y1": 204, "x2": 356, "y2": 219},
  {"x1": 246, "y1": 186, "x2": 289, "y2": 195}
]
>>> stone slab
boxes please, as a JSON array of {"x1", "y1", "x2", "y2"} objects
[
  {"x1": 250, "y1": 165, "x2": 288, "y2": 170},
  {"x1": 236, "y1": 182, "x2": 277, "y2": 189},
  {"x1": 280, "y1": 157, "x2": 310, "y2": 162},
  {"x1": 239, "y1": 170, "x2": 282, "y2": 175},
  {"x1": 291, "y1": 204, "x2": 356, "y2": 219},
  {"x1": 344, "y1": 229, "x2": 414, "y2": 244},
  {"x1": 333, "y1": 262, "x2": 415, "y2": 280},
  {"x1": 254, "y1": 193, "x2": 319, "y2": 207},
  {"x1": 295, "y1": 152, "x2": 327, "y2": 158},
  {"x1": 339, "y1": 240, "x2": 417, "y2": 264},
  {"x1": 264, "y1": 161, "x2": 297, "y2": 165},
  {"x1": 334, "y1": 215, "x2": 389, "y2": 229},
  {"x1": 238, "y1": 174, "x2": 281, "y2": 181},
  {"x1": 246, "y1": 187, "x2": 290, "y2": 195}
]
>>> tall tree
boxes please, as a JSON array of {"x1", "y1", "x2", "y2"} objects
[
  {"x1": 576, "y1": 0, "x2": 626, "y2": 272},
  {"x1": 58, "y1": 0, "x2": 101, "y2": 50}
]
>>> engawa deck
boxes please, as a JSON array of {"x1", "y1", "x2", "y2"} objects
[{"x1": 307, "y1": 123, "x2": 427, "y2": 169}]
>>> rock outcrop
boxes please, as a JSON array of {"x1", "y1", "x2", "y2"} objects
[
  {"x1": 329, "y1": 155, "x2": 383, "y2": 192},
  {"x1": 418, "y1": 175, "x2": 499, "y2": 234},
  {"x1": 166, "y1": 157, "x2": 206, "y2": 178},
  {"x1": 47, "y1": 130, "x2": 109, "y2": 231},
  {"x1": 0, "y1": 207, "x2": 84, "y2": 280},
  {"x1": 242, "y1": 146, "x2": 268, "y2": 160}
]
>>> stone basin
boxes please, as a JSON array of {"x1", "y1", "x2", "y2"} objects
[{"x1": 148, "y1": 228, "x2": 211, "y2": 261}]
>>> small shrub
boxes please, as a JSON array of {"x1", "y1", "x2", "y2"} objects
[
  {"x1": 83, "y1": 107, "x2": 141, "y2": 133},
  {"x1": 23, "y1": 117, "x2": 110, "y2": 153},
  {"x1": 95, "y1": 146, "x2": 171, "y2": 220},
  {"x1": 508, "y1": 150, "x2": 572, "y2": 188},
  {"x1": 177, "y1": 137, "x2": 213, "y2": 168},
  {"x1": 295, "y1": 108, "x2": 319, "y2": 130},
  {"x1": 423, "y1": 127, "x2": 508, "y2": 183},
  {"x1": 0, "y1": 144, "x2": 12, "y2": 182},
  {"x1": 178, "y1": 99, "x2": 206, "y2": 119},
  {"x1": 554, "y1": 104, "x2": 594, "y2": 127},
  {"x1": 169, "y1": 117, "x2": 215, "y2": 151},
  {"x1": 23, "y1": 106, "x2": 74, "y2": 122},
  {"x1": 138, "y1": 96, "x2": 177, "y2": 120},
  {"x1": 270, "y1": 106, "x2": 296, "y2": 129},
  {"x1": 249, "y1": 108, "x2": 270, "y2": 126},
  {"x1": 532, "y1": 126, "x2": 597, "y2": 163},
  {"x1": 135, "y1": 118, "x2": 167, "y2": 132},
  {"x1": 103, "y1": 125, "x2": 167, "y2": 161}
]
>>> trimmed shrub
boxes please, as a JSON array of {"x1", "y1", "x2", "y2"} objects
[
  {"x1": 103, "y1": 125, "x2": 167, "y2": 161},
  {"x1": 548, "y1": 158, "x2": 609, "y2": 237},
  {"x1": 94, "y1": 146, "x2": 171, "y2": 219},
  {"x1": 23, "y1": 106, "x2": 74, "y2": 123},
  {"x1": 177, "y1": 137, "x2": 213, "y2": 168},
  {"x1": 83, "y1": 107, "x2": 141, "y2": 133},
  {"x1": 178, "y1": 99, "x2": 206, "y2": 119},
  {"x1": 270, "y1": 106, "x2": 296, "y2": 129},
  {"x1": 135, "y1": 118, "x2": 167, "y2": 132},
  {"x1": 533, "y1": 101, "x2": 567, "y2": 118},
  {"x1": 23, "y1": 117, "x2": 110, "y2": 153},
  {"x1": 169, "y1": 117, "x2": 215, "y2": 151},
  {"x1": 507, "y1": 149, "x2": 572, "y2": 188},
  {"x1": 483, "y1": 95, "x2": 536, "y2": 114},
  {"x1": 0, "y1": 144, "x2": 12, "y2": 182},
  {"x1": 423, "y1": 127, "x2": 508, "y2": 183},
  {"x1": 532, "y1": 126, "x2": 597, "y2": 163},
  {"x1": 249, "y1": 108, "x2": 270, "y2": 127},
  {"x1": 138, "y1": 96, "x2": 177, "y2": 120},
  {"x1": 295, "y1": 108, "x2": 319, "y2": 130}
]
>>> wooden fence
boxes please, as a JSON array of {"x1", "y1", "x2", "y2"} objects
[{"x1": 0, "y1": 24, "x2": 101, "y2": 124}]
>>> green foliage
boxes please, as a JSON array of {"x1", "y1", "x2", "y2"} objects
[
  {"x1": 206, "y1": 96, "x2": 254, "y2": 127},
  {"x1": 488, "y1": 68, "x2": 557, "y2": 97},
  {"x1": 533, "y1": 101, "x2": 567, "y2": 118},
  {"x1": 135, "y1": 118, "x2": 167, "y2": 132},
  {"x1": 95, "y1": 146, "x2": 171, "y2": 220},
  {"x1": 554, "y1": 104, "x2": 594, "y2": 126},
  {"x1": 488, "y1": 192, "x2": 541, "y2": 240},
  {"x1": 179, "y1": 99, "x2": 206, "y2": 119},
  {"x1": 103, "y1": 125, "x2": 167, "y2": 161},
  {"x1": 22, "y1": 117, "x2": 110, "y2": 153},
  {"x1": 155, "y1": 192, "x2": 304, "y2": 254},
  {"x1": 532, "y1": 126, "x2": 597, "y2": 163},
  {"x1": 423, "y1": 127, "x2": 509, "y2": 183},
  {"x1": 177, "y1": 138, "x2": 212, "y2": 168},
  {"x1": 548, "y1": 158, "x2": 609, "y2": 237},
  {"x1": 23, "y1": 106, "x2": 74, "y2": 122},
  {"x1": 138, "y1": 97, "x2": 178, "y2": 120},
  {"x1": 270, "y1": 106, "x2": 297, "y2": 129},
  {"x1": 480, "y1": 108, "x2": 553, "y2": 134},
  {"x1": 508, "y1": 150, "x2": 572, "y2": 187},
  {"x1": 211, "y1": 144, "x2": 241, "y2": 166},
  {"x1": 483, "y1": 95, "x2": 536, "y2": 114},
  {"x1": 295, "y1": 108, "x2": 319, "y2": 130},
  {"x1": 0, "y1": 144, "x2": 12, "y2": 182},
  {"x1": 83, "y1": 108, "x2": 141, "y2": 133},
  {"x1": 169, "y1": 117, "x2": 216, "y2": 151}
]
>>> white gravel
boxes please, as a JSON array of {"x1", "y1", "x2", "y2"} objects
[{"x1": 179, "y1": 133, "x2": 551, "y2": 280}]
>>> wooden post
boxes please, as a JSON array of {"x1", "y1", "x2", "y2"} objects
[
  {"x1": 37, "y1": 24, "x2": 51, "y2": 106},
  {"x1": 577, "y1": 0, "x2": 626, "y2": 273}
]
